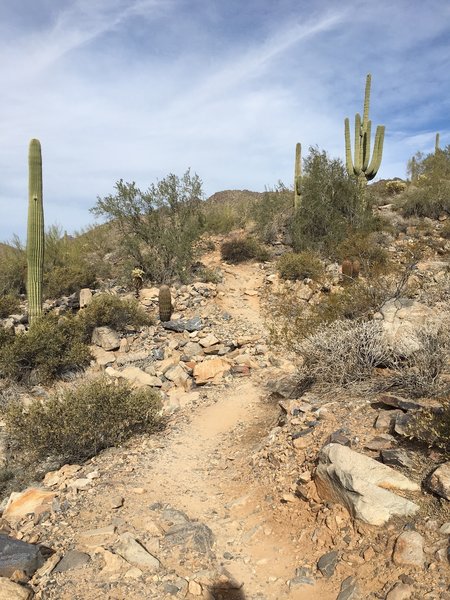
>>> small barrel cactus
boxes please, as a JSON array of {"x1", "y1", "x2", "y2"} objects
[
  {"x1": 352, "y1": 260, "x2": 361, "y2": 279},
  {"x1": 341, "y1": 259, "x2": 354, "y2": 279},
  {"x1": 159, "y1": 285, "x2": 172, "y2": 322}
]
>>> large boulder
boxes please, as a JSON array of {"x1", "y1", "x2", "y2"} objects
[
  {"x1": 315, "y1": 444, "x2": 420, "y2": 526},
  {"x1": 374, "y1": 298, "x2": 437, "y2": 355},
  {"x1": 91, "y1": 326, "x2": 121, "y2": 351}
]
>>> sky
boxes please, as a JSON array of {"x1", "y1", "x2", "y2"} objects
[{"x1": 1, "y1": 0, "x2": 449, "y2": 242}]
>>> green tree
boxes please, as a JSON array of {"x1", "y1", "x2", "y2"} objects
[
  {"x1": 290, "y1": 147, "x2": 375, "y2": 255},
  {"x1": 91, "y1": 170, "x2": 204, "y2": 283}
]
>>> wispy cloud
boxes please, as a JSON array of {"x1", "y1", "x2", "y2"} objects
[{"x1": 0, "y1": 0, "x2": 449, "y2": 241}]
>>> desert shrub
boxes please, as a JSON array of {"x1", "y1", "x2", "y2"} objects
[
  {"x1": 336, "y1": 232, "x2": 391, "y2": 277},
  {"x1": 92, "y1": 170, "x2": 204, "y2": 283},
  {"x1": 0, "y1": 327, "x2": 14, "y2": 349},
  {"x1": 402, "y1": 146, "x2": 450, "y2": 218},
  {"x1": 277, "y1": 251, "x2": 324, "y2": 281},
  {"x1": 5, "y1": 377, "x2": 162, "y2": 462},
  {"x1": 0, "y1": 313, "x2": 91, "y2": 384},
  {"x1": 440, "y1": 220, "x2": 450, "y2": 239},
  {"x1": 201, "y1": 203, "x2": 243, "y2": 234},
  {"x1": 220, "y1": 236, "x2": 270, "y2": 263},
  {"x1": 196, "y1": 267, "x2": 222, "y2": 284},
  {"x1": 0, "y1": 294, "x2": 20, "y2": 318},
  {"x1": 0, "y1": 238, "x2": 27, "y2": 296},
  {"x1": 406, "y1": 402, "x2": 450, "y2": 453},
  {"x1": 251, "y1": 183, "x2": 293, "y2": 243},
  {"x1": 77, "y1": 293, "x2": 152, "y2": 340},
  {"x1": 385, "y1": 180, "x2": 407, "y2": 195},
  {"x1": 289, "y1": 147, "x2": 378, "y2": 255}
]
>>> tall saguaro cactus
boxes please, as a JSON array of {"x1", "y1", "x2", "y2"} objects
[
  {"x1": 344, "y1": 74, "x2": 385, "y2": 183},
  {"x1": 294, "y1": 142, "x2": 302, "y2": 209},
  {"x1": 27, "y1": 139, "x2": 44, "y2": 323},
  {"x1": 435, "y1": 132, "x2": 440, "y2": 153}
]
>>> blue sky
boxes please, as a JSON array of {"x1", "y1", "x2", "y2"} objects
[{"x1": 1, "y1": 0, "x2": 449, "y2": 242}]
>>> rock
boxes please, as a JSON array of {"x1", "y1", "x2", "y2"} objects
[
  {"x1": 99, "y1": 549, "x2": 128, "y2": 576},
  {"x1": 386, "y1": 582, "x2": 414, "y2": 600},
  {"x1": 89, "y1": 346, "x2": 116, "y2": 367},
  {"x1": 181, "y1": 342, "x2": 203, "y2": 358},
  {"x1": 381, "y1": 449, "x2": 415, "y2": 469},
  {"x1": 162, "y1": 521, "x2": 214, "y2": 557},
  {"x1": 394, "y1": 413, "x2": 414, "y2": 436},
  {"x1": 91, "y1": 326, "x2": 120, "y2": 351},
  {"x1": 188, "y1": 580, "x2": 202, "y2": 596},
  {"x1": 193, "y1": 358, "x2": 231, "y2": 384},
  {"x1": 53, "y1": 550, "x2": 90, "y2": 573},
  {"x1": 110, "y1": 496, "x2": 124, "y2": 509},
  {"x1": 336, "y1": 576, "x2": 358, "y2": 600},
  {"x1": 315, "y1": 444, "x2": 420, "y2": 526},
  {"x1": 0, "y1": 577, "x2": 31, "y2": 599},
  {"x1": 317, "y1": 550, "x2": 339, "y2": 577},
  {"x1": 3, "y1": 488, "x2": 56, "y2": 523},
  {"x1": 162, "y1": 317, "x2": 203, "y2": 333},
  {"x1": 79, "y1": 288, "x2": 92, "y2": 308},
  {"x1": 0, "y1": 534, "x2": 45, "y2": 577},
  {"x1": 374, "y1": 410, "x2": 400, "y2": 432},
  {"x1": 115, "y1": 533, "x2": 160, "y2": 571},
  {"x1": 326, "y1": 430, "x2": 352, "y2": 446},
  {"x1": 439, "y1": 522, "x2": 450, "y2": 534},
  {"x1": 377, "y1": 298, "x2": 437, "y2": 356},
  {"x1": 199, "y1": 333, "x2": 220, "y2": 348},
  {"x1": 392, "y1": 531, "x2": 425, "y2": 567},
  {"x1": 377, "y1": 395, "x2": 424, "y2": 412},
  {"x1": 105, "y1": 366, "x2": 162, "y2": 388},
  {"x1": 427, "y1": 462, "x2": 450, "y2": 500},
  {"x1": 164, "y1": 365, "x2": 190, "y2": 388},
  {"x1": 364, "y1": 434, "x2": 396, "y2": 451}
]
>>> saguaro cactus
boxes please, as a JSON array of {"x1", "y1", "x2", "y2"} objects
[
  {"x1": 294, "y1": 142, "x2": 302, "y2": 209},
  {"x1": 159, "y1": 285, "x2": 172, "y2": 322},
  {"x1": 435, "y1": 132, "x2": 440, "y2": 153},
  {"x1": 345, "y1": 74, "x2": 385, "y2": 183},
  {"x1": 27, "y1": 139, "x2": 44, "y2": 323}
]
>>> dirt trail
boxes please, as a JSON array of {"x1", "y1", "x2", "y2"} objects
[{"x1": 35, "y1": 258, "x2": 337, "y2": 600}]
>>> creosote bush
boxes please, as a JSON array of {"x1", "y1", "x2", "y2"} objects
[
  {"x1": 78, "y1": 293, "x2": 152, "y2": 340},
  {"x1": 0, "y1": 313, "x2": 91, "y2": 384},
  {"x1": 251, "y1": 183, "x2": 293, "y2": 243},
  {"x1": 5, "y1": 377, "x2": 162, "y2": 462},
  {"x1": 220, "y1": 236, "x2": 270, "y2": 263},
  {"x1": 277, "y1": 251, "x2": 324, "y2": 281}
]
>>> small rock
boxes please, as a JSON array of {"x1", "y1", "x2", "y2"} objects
[
  {"x1": 3, "y1": 488, "x2": 56, "y2": 523},
  {"x1": 392, "y1": 531, "x2": 425, "y2": 567},
  {"x1": 115, "y1": 533, "x2": 160, "y2": 571},
  {"x1": 188, "y1": 580, "x2": 202, "y2": 596},
  {"x1": 53, "y1": 550, "x2": 90, "y2": 573},
  {"x1": 0, "y1": 534, "x2": 45, "y2": 578},
  {"x1": 91, "y1": 326, "x2": 120, "y2": 351},
  {"x1": 381, "y1": 449, "x2": 415, "y2": 469},
  {"x1": 427, "y1": 462, "x2": 450, "y2": 500},
  {"x1": 336, "y1": 576, "x2": 358, "y2": 600},
  {"x1": 0, "y1": 577, "x2": 32, "y2": 599},
  {"x1": 385, "y1": 582, "x2": 414, "y2": 600},
  {"x1": 110, "y1": 496, "x2": 124, "y2": 509},
  {"x1": 317, "y1": 550, "x2": 339, "y2": 577}
]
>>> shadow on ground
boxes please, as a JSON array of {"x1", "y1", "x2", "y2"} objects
[{"x1": 209, "y1": 585, "x2": 246, "y2": 600}]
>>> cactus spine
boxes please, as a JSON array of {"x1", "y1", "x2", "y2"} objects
[
  {"x1": 294, "y1": 142, "x2": 302, "y2": 209},
  {"x1": 345, "y1": 74, "x2": 385, "y2": 184},
  {"x1": 159, "y1": 285, "x2": 172, "y2": 322},
  {"x1": 27, "y1": 139, "x2": 44, "y2": 323}
]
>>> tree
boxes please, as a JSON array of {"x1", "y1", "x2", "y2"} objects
[
  {"x1": 91, "y1": 170, "x2": 204, "y2": 283},
  {"x1": 290, "y1": 147, "x2": 374, "y2": 255}
]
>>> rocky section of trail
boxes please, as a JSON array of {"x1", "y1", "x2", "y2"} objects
[{"x1": 0, "y1": 243, "x2": 450, "y2": 600}]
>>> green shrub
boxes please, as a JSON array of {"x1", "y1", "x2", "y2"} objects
[
  {"x1": 251, "y1": 183, "x2": 293, "y2": 243},
  {"x1": 441, "y1": 220, "x2": 450, "y2": 239},
  {"x1": 77, "y1": 293, "x2": 152, "y2": 340},
  {"x1": 277, "y1": 251, "x2": 324, "y2": 281},
  {"x1": 0, "y1": 294, "x2": 20, "y2": 318},
  {"x1": 289, "y1": 147, "x2": 378, "y2": 256},
  {"x1": 0, "y1": 238, "x2": 27, "y2": 296},
  {"x1": 406, "y1": 401, "x2": 450, "y2": 453},
  {"x1": 220, "y1": 236, "x2": 270, "y2": 263},
  {"x1": 0, "y1": 313, "x2": 91, "y2": 384},
  {"x1": 91, "y1": 170, "x2": 204, "y2": 283},
  {"x1": 5, "y1": 377, "x2": 162, "y2": 462},
  {"x1": 402, "y1": 146, "x2": 450, "y2": 218},
  {"x1": 201, "y1": 203, "x2": 243, "y2": 234},
  {"x1": 196, "y1": 267, "x2": 222, "y2": 284}
]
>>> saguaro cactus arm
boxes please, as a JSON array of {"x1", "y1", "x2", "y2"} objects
[{"x1": 27, "y1": 139, "x2": 44, "y2": 323}]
